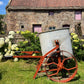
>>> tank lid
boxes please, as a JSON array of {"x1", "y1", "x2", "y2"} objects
[{"x1": 39, "y1": 28, "x2": 69, "y2": 34}]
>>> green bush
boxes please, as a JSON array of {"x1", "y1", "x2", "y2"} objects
[
  {"x1": 17, "y1": 31, "x2": 41, "y2": 55},
  {"x1": 71, "y1": 33, "x2": 84, "y2": 61},
  {"x1": 0, "y1": 15, "x2": 6, "y2": 34}
]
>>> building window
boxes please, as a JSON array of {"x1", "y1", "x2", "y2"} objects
[
  {"x1": 21, "y1": 25, "x2": 24, "y2": 28},
  {"x1": 33, "y1": 24, "x2": 42, "y2": 33},
  {"x1": 49, "y1": 11, "x2": 54, "y2": 15},
  {"x1": 62, "y1": 24, "x2": 70, "y2": 29},
  {"x1": 49, "y1": 26, "x2": 56, "y2": 30},
  {"x1": 53, "y1": 27, "x2": 55, "y2": 30},
  {"x1": 75, "y1": 11, "x2": 82, "y2": 20},
  {"x1": 49, "y1": 27, "x2": 52, "y2": 30}
]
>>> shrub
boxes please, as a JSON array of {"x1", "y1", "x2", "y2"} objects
[
  {"x1": 17, "y1": 31, "x2": 41, "y2": 55},
  {"x1": 0, "y1": 31, "x2": 19, "y2": 61},
  {"x1": 0, "y1": 15, "x2": 6, "y2": 34},
  {"x1": 71, "y1": 33, "x2": 84, "y2": 61}
]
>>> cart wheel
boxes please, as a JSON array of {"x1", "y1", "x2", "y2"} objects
[{"x1": 44, "y1": 50, "x2": 78, "y2": 83}]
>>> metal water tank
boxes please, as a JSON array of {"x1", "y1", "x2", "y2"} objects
[{"x1": 39, "y1": 28, "x2": 73, "y2": 57}]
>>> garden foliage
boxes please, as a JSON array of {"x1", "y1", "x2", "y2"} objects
[
  {"x1": 0, "y1": 30, "x2": 41, "y2": 61},
  {"x1": 0, "y1": 29, "x2": 84, "y2": 62},
  {"x1": 0, "y1": 31, "x2": 19, "y2": 61},
  {"x1": 16, "y1": 31, "x2": 41, "y2": 55},
  {"x1": 0, "y1": 15, "x2": 5, "y2": 34},
  {"x1": 71, "y1": 33, "x2": 84, "y2": 61}
]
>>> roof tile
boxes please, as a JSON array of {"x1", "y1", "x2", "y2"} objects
[{"x1": 10, "y1": 0, "x2": 84, "y2": 8}]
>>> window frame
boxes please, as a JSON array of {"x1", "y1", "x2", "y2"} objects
[
  {"x1": 33, "y1": 24, "x2": 42, "y2": 33},
  {"x1": 49, "y1": 26, "x2": 56, "y2": 30},
  {"x1": 75, "y1": 10, "x2": 82, "y2": 21},
  {"x1": 49, "y1": 11, "x2": 54, "y2": 16}
]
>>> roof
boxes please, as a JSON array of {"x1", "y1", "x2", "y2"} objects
[{"x1": 7, "y1": 0, "x2": 84, "y2": 10}]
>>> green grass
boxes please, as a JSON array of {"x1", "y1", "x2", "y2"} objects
[{"x1": 0, "y1": 59, "x2": 84, "y2": 84}]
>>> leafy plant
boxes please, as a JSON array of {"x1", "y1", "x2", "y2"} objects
[
  {"x1": 71, "y1": 33, "x2": 84, "y2": 61},
  {"x1": 17, "y1": 31, "x2": 41, "y2": 55},
  {"x1": 0, "y1": 15, "x2": 6, "y2": 34},
  {"x1": 0, "y1": 31, "x2": 19, "y2": 61}
]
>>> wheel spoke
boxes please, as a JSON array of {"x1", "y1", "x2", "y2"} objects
[
  {"x1": 62, "y1": 57, "x2": 73, "y2": 63},
  {"x1": 46, "y1": 62, "x2": 58, "y2": 66},
  {"x1": 47, "y1": 68, "x2": 57, "y2": 72},
  {"x1": 58, "y1": 56, "x2": 61, "y2": 64},
  {"x1": 63, "y1": 66, "x2": 77, "y2": 71},
  {"x1": 48, "y1": 68, "x2": 60, "y2": 77},
  {"x1": 45, "y1": 51, "x2": 78, "y2": 82}
]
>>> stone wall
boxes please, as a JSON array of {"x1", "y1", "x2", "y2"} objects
[
  {"x1": 12, "y1": 34, "x2": 25, "y2": 43},
  {"x1": 81, "y1": 10, "x2": 84, "y2": 35},
  {"x1": 5, "y1": 10, "x2": 84, "y2": 35}
]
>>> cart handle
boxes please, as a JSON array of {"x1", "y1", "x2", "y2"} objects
[{"x1": 15, "y1": 51, "x2": 41, "y2": 55}]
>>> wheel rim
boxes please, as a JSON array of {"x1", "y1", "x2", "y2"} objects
[{"x1": 44, "y1": 50, "x2": 78, "y2": 83}]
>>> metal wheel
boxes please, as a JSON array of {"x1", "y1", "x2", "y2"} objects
[{"x1": 44, "y1": 50, "x2": 78, "y2": 83}]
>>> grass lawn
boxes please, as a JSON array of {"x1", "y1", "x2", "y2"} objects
[{"x1": 0, "y1": 59, "x2": 84, "y2": 84}]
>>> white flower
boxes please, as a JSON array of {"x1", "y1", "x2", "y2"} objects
[
  {"x1": 4, "y1": 50, "x2": 14, "y2": 57},
  {"x1": 15, "y1": 47, "x2": 19, "y2": 51},
  {"x1": 11, "y1": 44, "x2": 18, "y2": 50},
  {"x1": 5, "y1": 37, "x2": 10, "y2": 43},
  {"x1": 9, "y1": 31, "x2": 15, "y2": 36},
  {"x1": 8, "y1": 35, "x2": 14, "y2": 39},
  {"x1": 0, "y1": 38, "x2": 4, "y2": 40},
  {"x1": 0, "y1": 38, "x2": 5, "y2": 48},
  {"x1": 16, "y1": 31, "x2": 20, "y2": 34},
  {"x1": 11, "y1": 45, "x2": 15, "y2": 50},
  {"x1": 0, "y1": 52, "x2": 3, "y2": 61},
  {"x1": 81, "y1": 39, "x2": 84, "y2": 42},
  {"x1": 14, "y1": 58, "x2": 18, "y2": 62},
  {"x1": 10, "y1": 51, "x2": 15, "y2": 56},
  {"x1": 9, "y1": 41, "x2": 12, "y2": 46},
  {"x1": 32, "y1": 53, "x2": 36, "y2": 56},
  {"x1": 4, "y1": 52, "x2": 10, "y2": 57},
  {"x1": 8, "y1": 41, "x2": 12, "y2": 50},
  {"x1": 73, "y1": 34, "x2": 78, "y2": 39},
  {"x1": 4, "y1": 49, "x2": 8, "y2": 52},
  {"x1": 14, "y1": 44, "x2": 18, "y2": 47},
  {"x1": 7, "y1": 50, "x2": 11, "y2": 53}
]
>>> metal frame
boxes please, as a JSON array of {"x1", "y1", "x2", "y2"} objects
[
  {"x1": 13, "y1": 40, "x2": 78, "y2": 83},
  {"x1": 13, "y1": 40, "x2": 59, "y2": 79}
]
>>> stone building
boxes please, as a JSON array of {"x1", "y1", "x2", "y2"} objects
[{"x1": 5, "y1": 0, "x2": 84, "y2": 35}]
